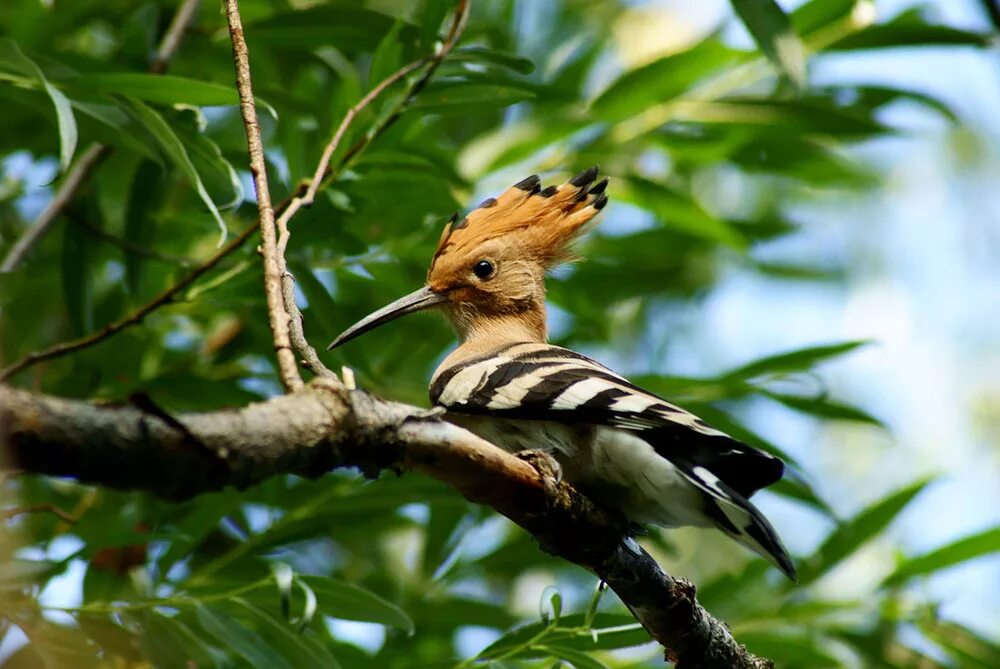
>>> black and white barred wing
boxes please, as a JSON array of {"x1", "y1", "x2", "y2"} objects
[
  {"x1": 430, "y1": 343, "x2": 783, "y2": 495},
  {"x1": 431, "y1": 342, "x2": 728, "y2": 433},
  {"x1": 430, "y1": 342, "x2": 795, "y2": 579}
]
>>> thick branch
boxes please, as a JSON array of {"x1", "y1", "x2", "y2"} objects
[{"x1": 0, "y1": 382, "x2": 771, "y2": 668}]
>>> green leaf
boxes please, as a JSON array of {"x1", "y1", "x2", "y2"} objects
[
  {"x1": 622, "y1": 176, "x2": 746, "y2": 248},
  {"x1": 798, "y1": 478, "x2": 935, "y2": 584},
  {"x1": 920, "y1": 618, "x2": 1000, "y2": 669},
  {"x1": 790, "y1": 0, "x2": 855, "y2": 37},
  {"x1": 196, "y1": 603, "x2": 295, "y2": 669},
  {"x1": 123, "y1": 160, "x2": 166, "y2": 296},
  {"x1": 724, "y1": 340, "x2": 869, "y2": 379},
  {"x1": 135, "y1": 611, "x2": 222, "y2": 669},
  {"x1": 730, "y1": 0, "x2": 807, "y2": 87},
  {"x1": 0, "y1": 38, "x2": 77, "y2": 172},
  {"x1": 369, "y1": 20, "x2": 404, "y2": 89},
  {"x1": 477, "y1": 614, "x2": 648, "y2": 658},
  {"x1": 250, "y1": 7, "x2": 418, "y2": 51},
  {"x1": 590, "y1": 36, "x2": 739, "y2": 121},
  {"x1": 68, "y1": 74, "x2": 239, "y2": 107},
  {"x1": 410, "y1": 82, "x2": 534, "y2": 114},
  {"x1": 61, "y1": 212, "x2": 94, "y2": 336},
  {"x1": 536, "y1": 644, "x2": 610, "y2": 669},
  {"x1": 301, "y1": 576, "x2": 414, "y2": 633},
  {"x1": 228, "y1": 598, "x2": 341, "y2": 668},
  {"x1": 419, "y1": 0, "x2": 449, "y2": 51},
  {"x1": 763, "y1": 390, "x2": 884, "y2": 426},
  {"x1": 121, "y1": 97, "x2": 228, "y2": 245},
  {"x1": 827, "y1": 10, "x2": 991, "y2": 51},
  {"x1": 678, "y1": 98, "x2": 888, "y2": 137},
  {"x1": 452, "y1": 46, "x2": 536, "y2": 74},
  {"x1": 882, "y1": 526, "x2": 1000, "y2": 587}
]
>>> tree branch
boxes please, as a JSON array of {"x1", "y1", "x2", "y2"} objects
[
  {"x1": 0, "y1": 222, "x2": 258, "y2": 383},
  {"x1": 0, "y1": 144, "x2": 109, "y2": 273},
  {"x1": 224, "y1": 0, "x2": 302, "y2": 392},
  {"x1": 0, "y1": 381, "x2": 772, "y2": 668}
]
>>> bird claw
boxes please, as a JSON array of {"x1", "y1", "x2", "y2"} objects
[{"x1": 514, "y1": 449, "x2": 563, "y2": 485}]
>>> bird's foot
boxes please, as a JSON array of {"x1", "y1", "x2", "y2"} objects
[{"x1": 514, "y1": 449, "x2": 563, "y2": 485}]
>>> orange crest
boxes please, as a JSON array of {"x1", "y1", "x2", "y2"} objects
[{"x1": 428, "y1": 167, "x2": 608, "y2": 290}]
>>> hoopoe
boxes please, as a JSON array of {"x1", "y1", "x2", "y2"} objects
[{"x1": 328, "y1": 167, "x2": 796, "y2": 579}]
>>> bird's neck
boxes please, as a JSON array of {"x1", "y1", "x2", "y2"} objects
[{"x1": 440, "y1": 302, "x2": 547, "y2": 367}]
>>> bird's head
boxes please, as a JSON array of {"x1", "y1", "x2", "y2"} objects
[{"x1": 327, "y1": 167, "x2": 608, "y2": 350}]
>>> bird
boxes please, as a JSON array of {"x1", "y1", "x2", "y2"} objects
[{"x1": 327, "y1": 167, "x2": 796, "y2": 579}]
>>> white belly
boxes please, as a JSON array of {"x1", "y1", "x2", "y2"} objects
[{"x1": 447, "y1": 415, "x2": 710, "y2": 529}]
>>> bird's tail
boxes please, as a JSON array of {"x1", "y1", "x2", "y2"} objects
[{"x1": 676, "y1": 459, "x2": 797, "y2": 580}]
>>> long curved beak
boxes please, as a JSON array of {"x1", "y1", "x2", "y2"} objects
[{"x1": 327, "y1": 285, "x2": 448, "y2": 351}]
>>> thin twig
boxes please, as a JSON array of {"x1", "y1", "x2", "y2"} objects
[
  {"x1": 150, "y1": 0, "x2": 202, "y2": 74},
  {"x1": 1, "y1": 504, "x2": 77, "y2": 524},
  {"x1": 0, "y1": 144, "x2": 109, "y2": 273},
  {"x1": 0, "y1": 222, "x2": 257, "y2": 382},
  {"x1": 0, "y1": 0, "x2": 202, "y2": 273},
  {"x1": 224, "y1": 0, "x2": 302, "y2": 392},
  {"x1": 275, "y1": 0, "x2": 471, "y2": 379}
]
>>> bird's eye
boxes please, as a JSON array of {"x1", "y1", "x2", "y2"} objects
[{"x1": 472, "y1": 259, "x2": 495, "y2": 279}]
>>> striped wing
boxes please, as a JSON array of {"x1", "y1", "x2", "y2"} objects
[{"x1": 430, "y1": 342, "x2": 784, "y2": 499}]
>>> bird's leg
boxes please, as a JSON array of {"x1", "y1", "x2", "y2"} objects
[{"x1": 514, "y1": 449, "x2": 563, "y2": 485}]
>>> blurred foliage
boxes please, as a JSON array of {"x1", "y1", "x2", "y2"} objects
[{"x1": 1, "y1": 0, "x2": 998, "y2": 667}]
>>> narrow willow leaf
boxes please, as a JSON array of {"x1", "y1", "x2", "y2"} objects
[
  {"x1": 731, "y1": 0, "x2": 807, "y2": 87},
  {"x1": 590, "y1": 36, "x2": 739, "y2": 121},
  {"x1": 195, "y1": 604, "x2": 295, "y2": 669},
  {"x1": 536, "y1": 644, "x2": 611, "y2": 669},
  {"x1": 920, "y1": 618, "x2": 1000, "y2": 669},
  {"x1": 124, "y1": 160, "x2": 166, "y2": 297},
  {"x1": 121, "y1": 97, "x2": 227, "y2": 245},
  {"x1": 453, "y1": 46, "x2": 536, "y2": 74},
  {"x1": 882, "y1": 526, "x2": 1000, "y2": 587},
  {"x1": 410, "y1": 82, "x2": 534, "y2": 114},
  {"x1": 61, "y1": 214, "x2": 93, "y2": 336},
  {"x1": 763, "y1": 390, "x2": 884, "y2": 426},
  {"x1": 622, "y1": 176, "x2": 746, "y2": 248},
  {"x1": 135, "y1": 611, "x2": 221, "y2": 669},
  {"x1": 69, "y1": 73, "x2": 239, "y2": 107},
  {"x1": 798, "y1": 478, "x2": 935, "y2": 584},
  {"x1": 827, "y1": 11, "x2": 991, "y2": 51},
  {"x1": 301, "y1": 576, "x2": 414, "y2": 634},
  {"x1": 228, "y1": 598, "x2": 341, "y2": 668},
  {"x1": 369, "y1": 20, "x2": 404, "y2": 89},
  {"x1": 724, "y1": 340, "x2": 869, "y2": 379},
  {"x1": 0, "y1": 38, "x2": 77, "y2": 172}
]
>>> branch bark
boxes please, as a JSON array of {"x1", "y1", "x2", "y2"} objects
[
  {"x1": 224, "y1": 0, "x2": 302, "y2": 392},
  {"x1": 0, "y1": 381, "x2": 772, "y2": 669}
]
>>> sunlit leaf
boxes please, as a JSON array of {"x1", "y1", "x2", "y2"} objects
[
  {"x1": 121, "y1": 97, "x2": 228, "y2": 244},
  {"x1": 0, "y1": 38, "x2": 77, "y2": 171},
  {"x1": 763, "y1": 390, "x2": 884, "y2": 426},
  {"x1": 798, "y1": 478, "x2": 935, "y2": 584},
  {"x1": 730, "y1": 0, "x2": 807, "y2": 87},
  {"x1": 724, "y1": 341, "x2": 869, "y2": 379},
  {"x1": 196, "y1": 604, "x2": 295, "y2": 669},
  {"x1": 591, "y1": 36, "x2": 740, "y2": 121},
  {"x1": 882, "y1": 526, "x2": 1000, "y2": 587},
  {"x1": 302, "y1": 575, "x2": 414, "y2": 633}
]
